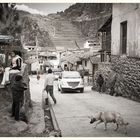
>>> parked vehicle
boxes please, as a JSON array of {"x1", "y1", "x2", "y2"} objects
[
  {"x1": 52, "y1": 68, "x2": 62, "y2": 80},
  {"x1": 58, "y1": 71, "x2": 84, "y2": 93},
  {"x1": 54, "y1": 71, "x2": 61, "y2": 80}
]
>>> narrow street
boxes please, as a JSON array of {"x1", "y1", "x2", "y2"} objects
[
  {"x1": 30, "y1": 75, "x2": 140, "y2": 137},
  {"x1": 1, "y1": 3, "x2": 140, "y2": 138},
  {"x1": 28, "y1": 75, "x2": 45, "y2": 135},
  {"x1": 53, "y1": 85, "x2": 140, "y2": 137}
]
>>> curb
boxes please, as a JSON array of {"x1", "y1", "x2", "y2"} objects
[{"x1": 48, "y1": 98, "x2": 62, "y2": 137}]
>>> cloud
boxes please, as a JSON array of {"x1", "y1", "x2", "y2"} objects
[{"x1": 16, "y1": 4, "x2": 47, "y2": 15}]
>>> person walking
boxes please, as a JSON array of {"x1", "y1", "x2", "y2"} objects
[
  {"x1": 0, "y1": 50, "x2": 23, "y2": 88},
  {"x1": 11, "y1": 75, "x2": 27, "y2": 121},
  {"x1": 96, "y1": 74, "x2": 104, "y2": 93},
  {"x1": 43, "y1": 68, "x2": 57, "y2": 104}
]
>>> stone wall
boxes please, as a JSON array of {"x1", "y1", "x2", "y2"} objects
[
  {"x1": 20, "y1": 63, "x2": 32, "y2": 118},
  {"x1": 93, "y1": 62, "x2": 114, "y2": 92},
  {"x1": 111, "y1": 55, "x2": 140, "y2": 102},
  {"x1": 93, "y1": 56, "x2": 140, "y2": 102}
]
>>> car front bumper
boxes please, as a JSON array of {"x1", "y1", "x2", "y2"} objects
[
  {"x1": 61, "y1": 85, "x2": 84, "y2": 91},
  {"x1": 61, "y1": 87, "x2": 83, "y2": 91}
]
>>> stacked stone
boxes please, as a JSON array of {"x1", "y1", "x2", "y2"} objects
[
  {"x1": 92, "y1": 56, "x2": 140, "y2": 102},
  {"x1": 111, "y1": 55, "x2": 140, "y2": 102},
  {"x1": 93, "y1": 62, "x2": 113, "y2": 92},
  {"x1": 21, "y1": 64, "x2": 32, "y2": 119}
]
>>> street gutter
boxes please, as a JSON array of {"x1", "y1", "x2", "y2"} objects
[{"x1": 48, "y1": 98, "x2": 62, "y2": 137}]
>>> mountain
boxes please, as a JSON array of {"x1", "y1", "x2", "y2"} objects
[
  {"x1": 19, "y1": 10, "x2": 87, "y2": 50},
  {"x1": 61, "y1": 3, "x2": 112, "y2": 40},
  {"x1": 0, "y1": 3, "x2": 112, "y2": 51},
  {"x1": 46, "y1": 14, "x2": 86, "y2": 50},
  {"x1": 19, "y1": 12, "x2": 55, "y2": 51}
]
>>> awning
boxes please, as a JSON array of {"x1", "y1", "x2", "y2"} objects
[
  {"x1": 43, "y1": 61, "x2": 53, "y2": 66},
  {"x1": 0, "y1": 35, "x2": 14, "y2": 45},
  {"x1": 61, "y1": 53, "x2": 81, "y2": 64},
  {"x1": 98, "y1": 15, "x2": 112, "y2": 32},
  {"x1": 39, "y1": 52, "x2": 56, "y2": 57}
]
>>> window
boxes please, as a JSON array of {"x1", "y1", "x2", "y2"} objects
[
  {"x1": 77, "y1": 61, "x2": 82, "y2": 65},
  {"x1": 101, "y1": 52, "x2": 105, "y2": 62},
  {"x1": 85, "y1": 60, "x2": 87, "y2": 67},
  {"x1": 88, "y1": 41, "x2": 94, "y2": 43},
  {"x1": 120, "y1": 21, "x2": 127, "y2": 54}
]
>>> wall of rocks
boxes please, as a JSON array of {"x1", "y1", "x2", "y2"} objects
[
  {"x1": 20, "y1": 63, "x2": 32, "y2": 118},
  {"x1": 93, "y1": 56, "x2": 140, "y2": 102},
  {"x1": 111, "y1": 55, "x2": 140, "y2": 102},
  {"x1": 92, "y1": 62, "x2": 115, "y2": 93}
]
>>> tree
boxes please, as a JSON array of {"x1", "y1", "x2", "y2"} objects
[{"x1": 0, "y1": 3, "x2": 21, "y2": 36}]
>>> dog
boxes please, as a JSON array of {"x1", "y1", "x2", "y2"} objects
[{"x1": 89, "y1": 111, "x2": 129, "y2": 134}]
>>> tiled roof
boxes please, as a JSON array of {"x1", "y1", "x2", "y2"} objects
[
  {"x1": 79, "y1": 50, "x2": 100, "y2": 59},
  {"x1": 61, "y1": 50, "x2": 100, "y2": 64},
  {"x1": 61, "y1": 53, "x2": 81, "y2": 64}
]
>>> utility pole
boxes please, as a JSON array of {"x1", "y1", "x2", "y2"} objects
[
  {"x1": 36, "y1": 36, "x2": 39, "y2": 75},
  {"x1": 74, "y1": 40, "x2": 80, "y2": 49}
]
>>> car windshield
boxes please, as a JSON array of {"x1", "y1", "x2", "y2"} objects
[{"x1": 62, "y1": 72, "x2": 81, "y2": 78}]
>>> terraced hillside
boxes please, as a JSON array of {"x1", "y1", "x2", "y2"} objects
[
  {"x1": 21, "y1": 13, "x2": 86, "y2": 51},
  {"x1": 20, "y1": 3, "x2": 112, "y2": 51},
  {"x1": 47, "y1": 14, "x2": 86, "y2": 50}
]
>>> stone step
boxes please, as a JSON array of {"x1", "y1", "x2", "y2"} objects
[{"x1": 44, "y1": 15, "x2": 86, "y2": 49}]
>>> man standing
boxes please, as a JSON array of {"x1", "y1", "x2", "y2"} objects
[
  {"x1": 43, "y1": 68, "x2": 56, "y2": 104},
  {"x1": 11, "y1": 75, "x2": 27, "y2": 121},
  {"x1": 96, "y1": 74, "x2": 104, "y2": 93}
]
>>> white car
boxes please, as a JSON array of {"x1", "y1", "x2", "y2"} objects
[
  {"x1": 52, "y1": 68, "x2": 62, "y2": 80},
  {"x1": 58, "y1": 71, "x2": 84, "y2": 93}
]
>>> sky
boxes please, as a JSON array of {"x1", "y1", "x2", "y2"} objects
[{"x1": 16, "y1": 3, "x2": 74, "y2": 15}]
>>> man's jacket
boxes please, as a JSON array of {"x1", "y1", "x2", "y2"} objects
[{"x1": 11, "y1": 81, "x2": 27, "y2": 102}]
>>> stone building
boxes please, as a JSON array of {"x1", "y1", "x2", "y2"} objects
[{"x1": 111, "y1": 3, "x2": 140, "y2": 101}]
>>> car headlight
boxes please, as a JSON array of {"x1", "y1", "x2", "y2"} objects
[{"x1": 61, "y1": 81, "x2": 67, "y2": 86}]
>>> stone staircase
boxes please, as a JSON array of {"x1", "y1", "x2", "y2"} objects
[
  {"x1": 47, "y1": 15, "x2": 86, "y2": 50},
  {"x1": 27, "y1": 14, "x2": 86, "y2": 51}
]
